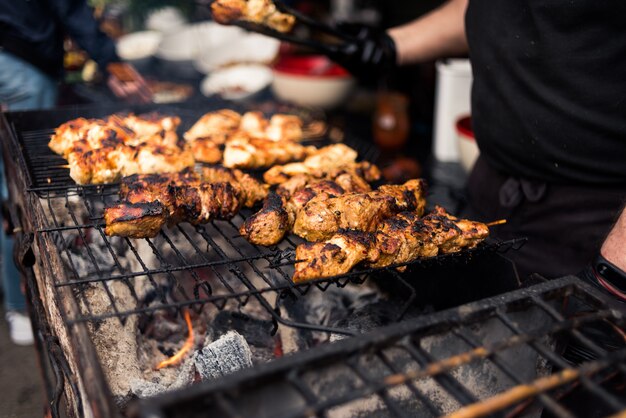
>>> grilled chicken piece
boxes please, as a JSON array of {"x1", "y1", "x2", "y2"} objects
[
  {"x1": 111, "y1": 113, "x2": 180, "y2": 141},
  {"x1": 239, "y1": 111, "x2": 269, "y2": 138},
  {"x1": 135, "y1": 141, "x2": 195, "y2": 175},
  {"x1": 183, "y1": 109, "x2": 241, "y2": 142},
  {"x1": 223, "y1": 135, "x2": 314, "y2": 169},
  {"x1": 275, "y1": 165, "x2": 377, "y2": 199},
  {"x1": 190, "y1": 138, "x2": 223, "y2": 164},
  {"x1": 211, "y1": 0, "x2": 296, "y2": 33},
  {"x1": 104, "y1": 202, "x2": 168, "y2": 239},
  {"x1": 105, "y1": 166, "x2": 269, "y2": 238},
  {"x1": 293, "y1": 206, "x2": 489, "y2": 282},
  {"x1": 239, "y1": 193, "x2": 289, "y2": 246},
  {"x1": 105, "y1": 181, "x2": 243, "y2": 237},
  {"x1": 263, "y1": 144, "x2": 358, "y2": 184},
  {"x1": 265, "y1": 114, "x2": 303, "y2": 142},
  {"x1": 241, "y1": 179, "x2": 346, "y2": 246},
  {"x1": 293, "y1": 231, "x2": 379, "y2": 283},
  {"x1": 200, "y1": 166, "x2": 269, "y2": 207},
  {"x1": 293, "y1": 179, "x2": 426, "y2": 242}
]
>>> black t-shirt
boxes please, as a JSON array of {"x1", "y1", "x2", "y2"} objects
[{"x1": 465, "y1": 2, "x2": 626, "y2": 185}]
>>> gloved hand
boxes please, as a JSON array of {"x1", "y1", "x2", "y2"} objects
[{"x1": 329, "y1": 23, "x2": 398, "y2": 82}]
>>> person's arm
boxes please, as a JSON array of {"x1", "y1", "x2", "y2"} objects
[
  {"x1": 47, "y1": 0, "x2": 118, "y2": 72},
  {"x1": 47, "y1": 0, "x2": 151, "y2": 102},
  {"x1": 601, "y1": 207, "x2": 626, "y2": 272},
  {"x1": 388, "y1": 0, "x2": 469, "y2": 66},
  {"x1": 581, "y1": 206, "x2": 626, "y2": 302}
]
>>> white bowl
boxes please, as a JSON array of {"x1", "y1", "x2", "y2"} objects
[
  {"x1": 145, "y1": 7, "x2": 187, "y2": 33},
  {"x1": 156, "y1": 22, "x2": 244, "y2": 62},
  {"x1": 456, "y1": 115, "x2": 480, "y2": 173},
  {"x1": 194, "y1": 33, "x2": 280, "y2": 74},
  {"x1": 116, "y1": 31, "x2": 163, "y2": 61},
  {"x1": 201, "y1": 64, "x2": 273, "y2": 100}
]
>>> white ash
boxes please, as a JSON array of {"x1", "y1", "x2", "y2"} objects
[
  {"x1": 130, "y1": 357, "x2": 196, "y2": 399},
  {"x1": 194, "y1": 331, "x2": 253, "y2": 380}
]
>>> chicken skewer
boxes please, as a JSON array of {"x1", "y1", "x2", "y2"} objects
[
  {"x1": 293, "y1": 206, "x2": 490, "y2": 282},
  {"x1": 293, "y1": 179, "x2": 427, "y2": 242},
  {"x1": 105, "y1": 168, "x2": 268, "y2": 238},
  {"x1": 240, "y1": 163, "x2": 381, "y2": 246}
]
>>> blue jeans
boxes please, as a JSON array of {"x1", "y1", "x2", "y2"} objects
[{"x1": 0, "y1": 51, "x2": 58, "y2": 311}]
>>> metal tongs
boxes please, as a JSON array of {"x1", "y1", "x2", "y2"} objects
[{"x1": 211, "y1": 0, "x2": 357, "y2": 56}]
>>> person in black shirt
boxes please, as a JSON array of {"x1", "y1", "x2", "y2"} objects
[{"x1": 329, "y1": 0, "x2": 626, "y2": 299}]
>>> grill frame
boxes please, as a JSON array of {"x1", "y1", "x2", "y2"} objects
[{"x1": 137, "y1": 276, "x2": 626, "y2": 418}]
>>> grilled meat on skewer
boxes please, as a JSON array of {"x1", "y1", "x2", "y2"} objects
[
  {"x1": 223, "y1": 135, "x2": 315, "y2": 169},
  {"x1": 184, "y1": 110, "x2": 303, "y2": 143},
  {"x1": 275, "y1": 162, "x2": 380, "y2": 198},
  {"x1": 200, "y1": 166, "x2": 269, "y2": 208},
  {"x1": 263, "y1": 144, "x2": 358, "y2": 184},
  {"x1": 293, "y1": 179, "x2": 426, "y2": 242},
  {"x1": 104, "y1": 202, "x2": 168, "y2": 239},
  {"x1": 293, "y1": 206, "x2": 489, "y2": 282},
  {"x1": 119, "y1": 167, "x2": 268, "y2": 209},
  {"x1": 211, "y1": 0, "x2": 296, "y2": 33},
  {"x1": 105, "y1": 182, "x2": 242, "y2": 238},
  {"x1": 106, "y1": 167, "x2": 269, "y2": 238},
  {"x1": 241, "y1": 166, "x2": 377, "y2": 247},
  {"x1": 183, "y1": 109, "x2": 242, "y2": 142}
]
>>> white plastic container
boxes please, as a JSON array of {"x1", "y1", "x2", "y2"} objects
[{"x1": 433, "y1": 59, "x2": 473, "y2": 162}]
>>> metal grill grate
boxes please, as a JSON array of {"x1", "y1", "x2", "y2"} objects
[
  {"x1": 138, "y1": 277, "x2": 626, "y2": 418},
  {"x1": 8, "y1": 103, "x2": 522, "y2": 336},
  {"x1": 35, "y1": 184, "x2": 524, "y2": 332}
]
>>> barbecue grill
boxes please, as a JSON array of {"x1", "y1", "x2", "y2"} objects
[{"x1": 1, "y1": 102, "x2": 623, "y2": 418}]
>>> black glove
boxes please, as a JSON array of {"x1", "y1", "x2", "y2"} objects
[
  {"x1": 329, "y1": 23, "x2": 397, "y2": 82},
  {"x1": 577, "y1": 254, "x2": 626, "y2": 305}
]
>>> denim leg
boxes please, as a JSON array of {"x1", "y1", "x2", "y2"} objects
[
  {"x1": 0, "y1": 51, "x2": 58, "y2": 111},
  {"x1": 0, "y1": 52, "x2": 57, "y2": 311}
]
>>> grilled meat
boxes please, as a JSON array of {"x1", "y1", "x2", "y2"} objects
[
  {"x1": 190, "y1": 138, "x2": 223, "y2": 164},
  {"x1": 293, "y1": 179, "x2": 426, "y2": 242},
  {"x1": 211, "y1": 0, "x2": 296, "y2": 33},
  {"x1": 50, "y1": 113, "x2": 190, "y2": 185},
  {"x1": 240, "y1": 174, "x2": 371, "y2": 246},
  {"x1": 104, "y1": 202, "x2": 168, "y2": 239},
  {"x1": 106, "y1": 167, "x2": 268, "y2": 238},
  {"x1": 200, "y1": 166, "x2": 269, "y2": 207},
  {"x1": 223, "y1": 134, "x2": 314, "y2": 169},
  {"x1": 293, "y1": 231, "x2": 379, "y2": 282},
  {"x1": 239, "y1": 193, "x2": 289, "y2": 246},
  {"x1": 183, "y1": 109, "x2": 241, "y2": 142},
  {"x1": 293, "y1": 206, "x2": 489, "y2": 282},
  {"x1": 263, "y1": 144, "x2": 358, "y2": 184},
  {"x1": 105, "y1": 181, "x2": 243, "y2": 238}
]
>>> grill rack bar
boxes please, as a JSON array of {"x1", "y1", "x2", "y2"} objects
[{"x1": 137, "y1": 277, "x2": 626, "y2": 418}]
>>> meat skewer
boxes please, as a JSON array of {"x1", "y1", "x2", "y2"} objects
[
  {"x1": 293, "y1": 179, "x2": 427, "y2": 242},
  {"x1": 240, "y1": 165, "x2": 381, "y2": 246},
  {"x1": 293, "y1": 206, "x2": 490, "y2": 283},
  {"x1": 223, "y1": 134, "x2": 315, "y2": 169},
  {"x1": 105, "y1": 168, "x2": 268, "y2": 238}
]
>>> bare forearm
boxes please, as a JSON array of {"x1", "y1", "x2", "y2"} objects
[
  {"x1": 601, "y1": 206, "x2": 626, "y2": 271},
  {"x1": 388, "y1": 0, "x2": 469, "y2": 66}
]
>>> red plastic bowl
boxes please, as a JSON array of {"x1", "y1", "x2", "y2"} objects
[
  {"x1": 273, "y1": 55, "x2": 351, "y2": 78},
  {"x1": 271, "y1": 55, "x2": 355, "y2": 108}
]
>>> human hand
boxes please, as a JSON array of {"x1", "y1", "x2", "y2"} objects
[
  {"x1": 329, "y1": 22, "x2": 397, "y2": 82},
  {"x1": 107, "y1": 62, "x2": 153, "y2": 104}
]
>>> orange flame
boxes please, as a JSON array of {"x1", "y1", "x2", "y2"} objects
[{"x1": 156, "y1": 309, "x2": 195, "y2": 370}]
